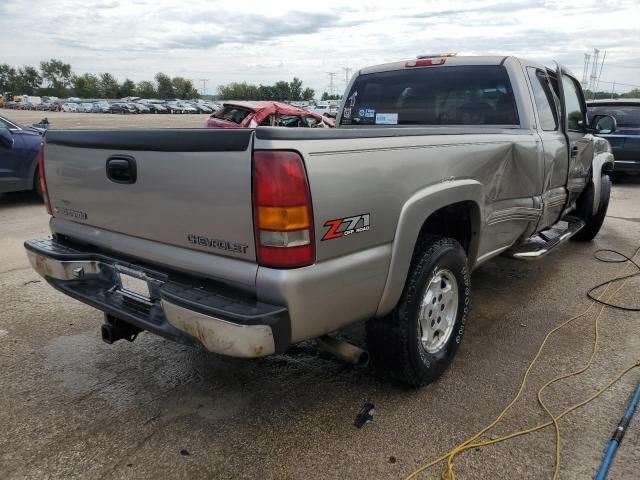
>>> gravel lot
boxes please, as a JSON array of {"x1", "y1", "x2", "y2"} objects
[{"x1": 1, "y1": 110, "x2": 639, "y2": 479}]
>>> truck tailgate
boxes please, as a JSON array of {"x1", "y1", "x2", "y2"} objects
[{"x1": 44, "y1": 129, "x2": 257, "y2": 262}]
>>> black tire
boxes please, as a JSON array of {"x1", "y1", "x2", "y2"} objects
[
  {"x1": 366, "y1": 236, "x2": 471, "y2": 387},
  {"x1": 573, "y1": 174, "x2": 610, "y2": 241}
]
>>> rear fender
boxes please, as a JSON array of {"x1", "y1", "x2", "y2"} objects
[{"x1": 376, "y1": 180, "x2": 484, "y2": 316}]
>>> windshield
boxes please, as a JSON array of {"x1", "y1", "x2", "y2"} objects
[
  {"x1": 588, "y1": 105, "x2": 640, "y2": 128},
  {"x1": 341, "y1": 65, "x2": 519, "y2": 126}
]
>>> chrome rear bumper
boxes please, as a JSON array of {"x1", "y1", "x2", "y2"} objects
[{"x1": 25, "y1": 238, "x2": 290, "y2": 358}]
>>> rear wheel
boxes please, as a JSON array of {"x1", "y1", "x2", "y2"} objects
[
  {"x1": 367, "y1": 236, "x2": 470, "y2": 386},
  {"x1": 573, "y1": 174, "x2": 611, "y2": 241}
]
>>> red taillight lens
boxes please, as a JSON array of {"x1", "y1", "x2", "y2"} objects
[
  {"x1": 253, "y1": 150, "x2": 314, "y2": 268},
  {"x1": 405, "y1": 58, "x2": 446, "y2": 67},
  {"x1": 38, "y1": 144, "x2": 52, "y2": 215}
]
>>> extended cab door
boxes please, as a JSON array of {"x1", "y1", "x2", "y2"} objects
[
  {"x1": 556, "y1": 66, "x2": 594, "y2": 206},
  {"x1": 526, "y1": 67, "x2": 568, "y2": 230}
]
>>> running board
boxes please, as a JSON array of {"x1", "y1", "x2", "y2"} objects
[{"x1": 508, "y1": 216, "x2": 585, "y2": 260}]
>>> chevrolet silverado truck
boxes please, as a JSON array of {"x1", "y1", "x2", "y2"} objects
[{"x1": 26, "y1": 56, "x2": 615, "y2": 386}]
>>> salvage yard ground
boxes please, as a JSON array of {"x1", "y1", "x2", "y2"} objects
[{"x1": 0, "y1": 112, "x2": 639, "y2": 479}]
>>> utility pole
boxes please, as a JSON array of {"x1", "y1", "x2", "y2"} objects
[
  {"x1": 342, "y1": 67, "x2": 352, "y2": 88},
  {"x1": 581, "y1": 53, "x2": 591, "y2": 88},
  {"x1": 326, "y1": 72, "x2": 336, "y2": 97},
  {"x1": 198, "y1": 79, "x2": 210, "y2": 96},
  {"x1": 610, "y1": 81, "x2": 616, "y2": 99},
  {"x1": 595, "y1": 51, "x2": 606, "y2": 95},
  {"x1": 589, "y1": 48, "x2": 600, "y2": 94}
]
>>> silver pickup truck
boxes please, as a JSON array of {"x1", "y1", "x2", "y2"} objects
[{"x1": 26, "y1": 55, "x2": 615, "y2": 386}]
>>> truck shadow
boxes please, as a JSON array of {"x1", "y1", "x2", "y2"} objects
[{"x1": 0, "y1": 190, "x2": 43, "y2": 208}]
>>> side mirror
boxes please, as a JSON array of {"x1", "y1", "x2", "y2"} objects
[
  {"x1": 590, "y1": 114, "x2": 617, "y2": 135},
  {"x1": 0, "y1": 128, "x2": 14, "y2": 149}
]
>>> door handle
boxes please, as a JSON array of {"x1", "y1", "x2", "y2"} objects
[
  {"x1": 570, "y1": 146, "x2": 579, "y2": 158},
  {"x1": 106, "y1": 156, "x2": 137, "y2": 184}
]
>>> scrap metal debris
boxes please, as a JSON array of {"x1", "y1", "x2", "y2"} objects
[{"x1": 354, "y1": 402, "x2": 375, "y2": 428}]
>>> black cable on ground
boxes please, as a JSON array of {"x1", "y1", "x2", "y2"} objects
[{"x1": 588, "y1": 246, "x2": 640, "y2": 311}]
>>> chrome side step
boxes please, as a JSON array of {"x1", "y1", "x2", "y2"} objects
[{"x1": 508, "y1": 216, "x2": 585, "y2": 260}]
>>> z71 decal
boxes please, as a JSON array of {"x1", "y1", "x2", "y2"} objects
[{"x1": 322, "y1": 214, "x2": 370, "y2": 241}]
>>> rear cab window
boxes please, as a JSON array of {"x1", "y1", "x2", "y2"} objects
[{"x1": 340, "y1": 65, "x2": 519, "y2": 126}]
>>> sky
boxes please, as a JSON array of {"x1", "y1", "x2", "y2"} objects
[{"x1": 1, "y1": 0, "x2": 639, "y2": 96}]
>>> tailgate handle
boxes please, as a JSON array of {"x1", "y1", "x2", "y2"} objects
[{"x1": 106, "y1": 156, "x2": 137, "y2": 184}]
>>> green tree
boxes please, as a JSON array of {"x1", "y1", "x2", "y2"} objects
[
  {"x1": 620, "y1": 88, "x2": 640, "y2": 99},
  {"x1": 136, "y1": 80, "x2": 156, "y2": 98},
  {"x1": 271, "y1": 81, "x2": 292, "y2": 100},
  {"x1": 119, "y1": 78, "x2": 136, "y2": 97},
  {"x1": 171, "y1": 77, "x2": 199, "y2": 99},
  {"x1": 258, "y1": 84, "x2": 274, "y2": 100},
  {"x1": 155, "y1": 72, "x2": 174, "y2": 99},
  {"x1": 301, "y1": 87, "x2": 315, "y2": 101},
  {"x1": 321, "y1": 92, "x2": 341, "y2": 101},
  {"x1": 73, "y1": 73, "x2": 99, "y2": 98},
  {"x1": 0, "y1": 64, "x2": 18, "y2": 92},
  {"x1": 40, "y1": 59, "x2": 73, "y2": 96},
  {"x1": 289, "y1": 77, "x2": 303, "y2": 101},
  {"x1": 15, "y1": 66, "x2": 42, "y2": 94},
  {"x1": 99, "y1": 73, "x2": 120, "y2": 98}
]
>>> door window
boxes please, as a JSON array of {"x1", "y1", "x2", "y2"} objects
[
  {"x1": 527, "y1": 68, "x2": 558, "y2": 131},
  {"x1": 561, "y1": 75, "x2": 585, "y2": 131}
]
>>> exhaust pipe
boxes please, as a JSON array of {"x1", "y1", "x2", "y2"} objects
[{"x1": 316, "y1": 335, "x2": 369, "y2": 367}]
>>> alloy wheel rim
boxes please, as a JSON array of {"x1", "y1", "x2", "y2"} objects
[{"x1": 418, "y1": 268, "x2": 459, "y2": 354}]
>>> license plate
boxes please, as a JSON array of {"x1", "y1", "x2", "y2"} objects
[{"x1": 117, "y1": 270, "x2": 151, "y2": 302}]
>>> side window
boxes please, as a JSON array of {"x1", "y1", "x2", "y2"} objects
[
  {"x1": 304, "y1": 116, "x2": 320, "y2": 128},
  {"x1": 527, "y1": 68, "x2": 558, "y2": 131},
  {"x1": 561, "y1": 75, "x2": 585, "y2": 131},
  {"x1": 259, "y1": 114, "x2": 274, "y2": 126}
]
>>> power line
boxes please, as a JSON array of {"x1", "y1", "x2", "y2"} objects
[
  {"x1": 198, "y1": 78, "x2": 210, "y2": 95},
  {"x1": 326, "y1": 72, "x2": 336, "y2": 96},
  {"x1": 342, "y1": 67, "x2": 352, "y2": 88}
]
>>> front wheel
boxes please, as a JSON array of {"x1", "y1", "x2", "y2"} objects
[
  {"x1": 573, "y1": 174, "x2": 611, "y2": 241},
  {"x1": 367, "y1": 236, "x2": 470, "y2": 387}
]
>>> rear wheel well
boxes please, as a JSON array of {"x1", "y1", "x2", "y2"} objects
[{"x1": 413, "y1": 202, "x2": 479, "y2": 261}]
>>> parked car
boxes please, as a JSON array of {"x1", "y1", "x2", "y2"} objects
[
  {"x1": 26, "y1": 55, "x2": 614, "y2": 386},
  {"x1": 308, "y1": 103, "x2": 338, "y2": 118},
  {"x1": 143, "y1": 103, "x2": 167, "y2": 114},
  {"x1": 76, "y1": 103, "x2": 94, "y2": 113},
  {"x1": 92, "y1": 102, "x2": 110, "y2": 113},
  {"x1": 587, "y1": 99, "x2": 640, "y2": 175},
  {"x1": 133, "y1": 103, "x2": 151, "y2": 114},
  {"x1": 206, "y1": 101, "x2": 335, "y2": 128},
  {"x1": 0, "y1": 114, "x2": 43, "y2": 195},
  {"x1": 61, "y1": 103, "x2": 78, "y2": 112},
  {"x1": 177, "y1": 102, "x2": 198, "y2": 114},
  {"x1": 109, "y1": 102, "x2": 135, "y2": 114},
  {"x1": 190, "y1": 103, "x2": 212, "y2": 114},
  {"x1": 165, "y1": 102, "x2": 183, "y2": 114}
]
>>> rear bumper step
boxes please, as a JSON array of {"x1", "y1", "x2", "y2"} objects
[
  {"x1": 508, "y1": 216, "x2": 585, "y2": 260},
  {"x1": 25, "y1": 238, "x2": 290, "y2": 357}
]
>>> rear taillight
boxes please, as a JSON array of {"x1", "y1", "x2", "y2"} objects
[
  {"x1": 253, "y1": 150, "x2": 314, "y2": 268},
  {"x1": 405, "y1": 58, "x2": 446, "y2": 67},
  {"x1": 38, "y1": 144, "x2": 52, "y2": 215}
]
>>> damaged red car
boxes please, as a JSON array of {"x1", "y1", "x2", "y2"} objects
[{"x1": 205, "y1": 101, "x2": 335, "y2": 129}]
